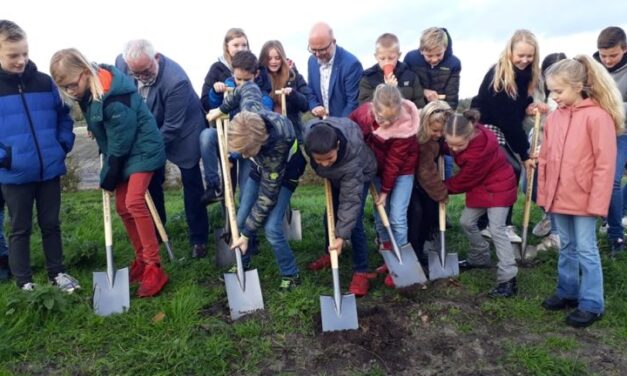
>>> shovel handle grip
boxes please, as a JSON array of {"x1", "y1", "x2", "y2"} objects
[
  {"x1": 145, "y1": 191, "x2": 169, "y2": 242},
  {"x1": 275, "y1": 89, "x2": 287, "y2": 116},
  {"x1": 369, "y1": 184, "x2": 391, "y2": 227},
  {"x1": 216, "y1": 116, "x2": 241, "y2": 242}
]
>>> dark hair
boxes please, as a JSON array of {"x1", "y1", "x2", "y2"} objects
[
  {"x1": 0, "y1": 20, "x2": 26, "y2": 45},
  {"x1": 597, "y1": 26, "x2": 627, "y2": 49},
  {"x1": 231, "y1": 50, "x2": 258, "y2": 74},
  {"x1": 541, "y1": 52, "x2": 567, "y2": 97},
  {"x1": 444, "y1": 109, "x2": 480, "y2": 140},
  {"x1": 305, "y1": 124, "x2": 338, "y2": 154}
]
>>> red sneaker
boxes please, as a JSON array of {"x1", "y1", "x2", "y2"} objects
[
  {"x1": 129, "y1": 259, "x2": 145, "y2": 284},
  {"x1": 384, "y1": 273, "x2": 395, "y2": 288},
  {"x1": 138, "y1": 264, "x2": 168, "y2": 297},
  {"x1": 307, "y1": 254, "x2": 332, "y2": 271},
  {"x1": 375, "y1": 263, "x2": 389, "y2": 274},
  {"x1": 348, "y1": 272, "x2": 376, "y2": 297}
]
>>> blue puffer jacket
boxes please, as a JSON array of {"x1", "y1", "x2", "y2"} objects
[{"x1": 0, "y1": 61, "x2": 74, "y2": 184}]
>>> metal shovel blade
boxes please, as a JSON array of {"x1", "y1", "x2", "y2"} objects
[
  {"x1": 92, "y1": 267, "x2": 130, "y2": 317},
  {"x1": 282, "y1": 209, "x2": 302, "y2": 241},
  {"x1": 215, "y1": 228, "x2": 235, "y2": 267},
  {"x1": 381, "y1": 243, "x2": 428, "y2": 287},
  {"x1": 428, "y1": 251, "x2": 459, "y2": 280},
  {"x1": 224, "y1": 269, "x2": 264, "y2": 320},
  {"x1": 320, "y1": 294, "x2": 359, "y2": 332}
]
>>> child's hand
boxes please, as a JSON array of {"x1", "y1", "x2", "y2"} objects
[
  {"x1": 524, "y1": 158, "x2": 537, "y2": 171},
  {"x1": 424, "y1": 89, "x2": 439, "y2": 102},
  {"x1": 376, "y1": 192, "x2": 387, "y2": 207},
  {"x1": 283, "y1": 87, "x2": 293, "y2": 95},
  {"x1": 328, "y1": 238, "x2": 344, "y2": 255},
  {"x1": 213, "y1": 82, "x2": 227, "y2": 93},
  {"x1": 206, "y1": 108, "x2": 224, "y2": 122},
  {"x1": 311, "y1": 106, "x2": 327, "y2": 118},
  {"x1": 526, "y1": 102, "x2": 549, "y2": 115},
  {"x1": 384, "y1": 74, "x2": 398, "y2": 87},
  {"x1": 230, "y1": 235, "x2": 249, "y2": 254}
]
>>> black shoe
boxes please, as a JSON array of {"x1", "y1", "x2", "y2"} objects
[
  {"x1": 191, "y1": 244, "x2": 207, "y2": 259},
  {"x1": 565, "y1": 309, "x2": 603, "y2": 328},
  {"x1": 200, "y1": 187, "x2": 223, "y2": 206},
  {"x1": 488, "y1": 277, "x2": 517, "y2": 298},
  {"x1": 542, "y1": 294, "x2": 578, "y2": 311},
  {"x1": 458, "y1": 259, "x2": 491, "y2": 272},
  {"x1": 610, "y1": 238, "x2": 624, "y2": 256}
]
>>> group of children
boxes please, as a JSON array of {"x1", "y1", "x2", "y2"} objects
[{"x1": 0, "y1": 19, "x2": 624, "y2": 329}]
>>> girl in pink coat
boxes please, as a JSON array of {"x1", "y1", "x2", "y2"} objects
[{"x1": 537, "y1": 55, "x2": 624, "y2": 328}]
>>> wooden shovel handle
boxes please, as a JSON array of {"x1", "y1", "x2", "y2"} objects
[
  {"x1": 145, "y1": 191, "x2": 168, "y2": 242},
  {"x1": 100, "y1": 155, "x2": 113, "y2": 247},
  {"x1": 324, "y1": 179, "x2": 339, "y2": 268},
  {"x1": 216, "y1": 116, "x2": 241, "y2": 242},
  {"x1": 369, "y1": 184, "x2": 391, "y2": 227},
  {"x1": 522, "y1": 111, "x2": 542, "y2": 226},
  {"x1": 275, "y1": 89, "x2": 287, "y2": 116},
  {"x1": 438, "y1": 156, "x2": 446, "y2": 231}
]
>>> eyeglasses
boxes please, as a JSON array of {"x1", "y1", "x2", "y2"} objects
[
  {"x1": 61, "y1": 72, "x2": 83, "y2": 91},
  {"x1": 308, "y1": 40, "x2": 335, "y2": 55},
  {"x1": 130, "y1": 59, "x2": 156, "y2": 80}
]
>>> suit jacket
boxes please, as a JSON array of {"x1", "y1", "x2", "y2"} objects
[
  {"x1": 307, "y1": 46, "x2": 363, "y2": 117},
  {"x1": 116, "y1": 54, "x2": 203, "y2": 168}
]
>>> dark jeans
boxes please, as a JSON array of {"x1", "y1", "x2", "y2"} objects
[
  {"x1": 148, "y1": 163, "x2": 209, "y2": 246},
  {"x1": 0, "y1": 189, "x2": 7, "y2": 257},
  {"x1": 478, "y1": 144, "x2": 521, "y2": 229},
  {"x1": 2, "y1": 178, "x2": 65, "y2": 285},
  {"x1": 323, "y1": 182, "x2": 370, "y2": 272},
  {"x1": 407, "y1": 183, "x2": 438, "y2": 268}
]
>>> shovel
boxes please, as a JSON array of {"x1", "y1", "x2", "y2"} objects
[
  {"x1": 215, "y1": 115, "x2": 264, "y2": 320},
  {"x1": 215, "y1": 205, "x2": 236, "y2": 267},
  {"x1": 276, "y1": 88, "x2": 302, "y2": 241},
  {"x1": 320, "y1": 179, "x2": 359, "y2": 332},
  {"x1": 93, "y1": 185, "x2": 130, "y2": 317},
  {"x1": 145, "y1": 191, "x2": 176, "y2": 262},
  {"x1": 428, "y1": 156, "x2": 460, "y2": 280},
  {"x1": 519, "y1": 111, "x2": 542, "y2": 262},
  {"x1": 369, "y1": 185, "x2": 428, "y2": 287}
]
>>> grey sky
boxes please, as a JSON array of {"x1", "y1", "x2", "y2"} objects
[{"x1": 4, "y1": 0, "x2": 627, "y2": 99}]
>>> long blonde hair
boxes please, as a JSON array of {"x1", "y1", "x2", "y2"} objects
[
  {"x1": 417, "y1": 101, "x2": 452, "y2": 144},
  {"x1": 492, "y1": 29, "x2": 540, "y2": 99},
  {"x1": 50, "y1": 48, "x2": 103, "y2": 104},
  {"x1": 228, "y1": 111, "x2": 269, "y2": 157},
  {"x1": 546, "y1": 55, "x2": 625, "y2": 133},
  {"x1": 259, "y1": 40, "x2": 294, "y2": 106}
]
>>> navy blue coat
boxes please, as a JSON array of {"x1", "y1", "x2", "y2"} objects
[
  {"x1": 116, "y1": 54, "x2": 203, "y2": 169},
  {"x1": 0, "y1": 61, "x2": 74, "y2": 184},
  {"x1": 307, "y1": 46, "x2": 363, "y2": 117}
]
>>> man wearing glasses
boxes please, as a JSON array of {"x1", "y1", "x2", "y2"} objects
[
  {"x1": 116, "y1": 39, "x2": 209, "y2": 259},
  {"x1": 307, "y1": 22, "x2": 363, "y2": 118}
]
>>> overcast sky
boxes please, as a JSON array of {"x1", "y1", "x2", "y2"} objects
[{"x1": 4, "y1": 0, "x2": 627, "y2": 99}]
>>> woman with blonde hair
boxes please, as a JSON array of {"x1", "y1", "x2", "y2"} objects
[
  {"x1": 470, "y1": 29, "x2": 545, "y2": 242},
  {"x1": 50, "y1": 48, "x2": 168, "y2": 297}
]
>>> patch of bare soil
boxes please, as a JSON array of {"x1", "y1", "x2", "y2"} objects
[{"x1": 255, "y1": 282, "x2": 627, "y2": 375}]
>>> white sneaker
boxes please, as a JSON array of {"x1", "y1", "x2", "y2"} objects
[
  {"x1": 536, "y1": 234, "x2": 561, "y2": 252},
  {"x1": 21, "y1": 282, "x2": 37, "y2": 291},
  {"x1": 622, "y1": 216, "x2": 627, "y2": 228},
  {"x1": 599, "y1": 219, "x2": 608, "y2": 234},
  {"x1": 480, "y1": 228, "x2": 492, "y2": 239},
  {"x1": 51, "y1": 273, "x2": 81, "y2": 294},
  {"x1": 506, "y1": 226, "x2": 522, "y2": 243},
  {"x1": 532, "y1": 215, "x2": 552, "y2": 237}
]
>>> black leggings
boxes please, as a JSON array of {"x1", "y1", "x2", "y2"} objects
[{"x1": 407, "y1": 183, "x2": 438, "y2": 268}]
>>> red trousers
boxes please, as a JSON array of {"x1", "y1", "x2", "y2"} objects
[{"x1": 115, "y1": 172, "x2": 160, "y2": 265}]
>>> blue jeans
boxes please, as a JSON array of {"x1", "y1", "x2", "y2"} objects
[
  {"x1": 373, "y1": 175, "x2": 413, "y2": 245},
  {"x1": 553, "y1": 214, "x2": 604, "y2": 314},
  {"x1": 237, "y1": 179, "x2": 298, "y2": 276},
  {"x1": 324, "y1": 182, "x2": 370, "y2": 273},
  {"x1": 0, "y1": 190, "x2": 6, "y2": 257},
  {"x1": 607, "y1": 134, "x2": 627, "y2": 241},
  {"x1": 199, "y1": 127, "x2": 250, "y2": 198}
]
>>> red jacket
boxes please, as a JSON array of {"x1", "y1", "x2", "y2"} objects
[
  {"x1": 445, "y1": 125, "x2": 517, "y2": 208},
  {"x1": 537, "y1": 99, "x2": 616, "y2": 217},
  {"x1": 349, "y1": 100, "x2": 419, "y2": 193}
]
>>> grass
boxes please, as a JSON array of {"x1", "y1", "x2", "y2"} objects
[{"x1": 0, "y1": 185, "x2": 625, "y2": 375}]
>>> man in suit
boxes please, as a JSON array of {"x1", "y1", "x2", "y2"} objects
[
  {"x1": 116, "y1": 39, "x2": 209, "y2": 259},
  {"x1": 307, "y1": 22, "x2": 363, "y2": 118}
]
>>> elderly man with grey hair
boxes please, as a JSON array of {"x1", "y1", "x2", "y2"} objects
[{"x1": 115, "y1": 39, "x2": 209, "y2": 259}]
